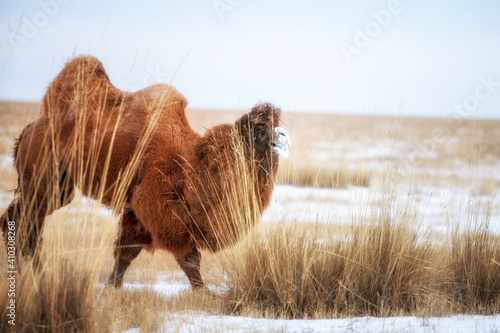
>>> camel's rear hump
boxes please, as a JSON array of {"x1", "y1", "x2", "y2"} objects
[{"x1": 35, "y1": 56, "x2": 192, "y2": 207}]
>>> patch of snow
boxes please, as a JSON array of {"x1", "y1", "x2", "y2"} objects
[
  {"x1": 159, "y1": 313, "x2": 500, "y2": 333},
  {"x1": 57, "y1": 196, "x2": 114, "y2": 218},
  {"x1": 123, "y1": 282, "x2": 190, "y2": 297},
  {"x1": 96, "y1": 281, "x2": 190, "y2": 298},
  {"x1": 312, "y1": 139, "x2": 409, "y2": 163},
  {"x1": 0, "y1": 154, "x2": 14, "y2": 169},
  {"x1": 412, "y1": 162, "x2": 500, "y2": 180},
  {"x1": 264, "y1": 185, "x2": 500, "y2": 239}
]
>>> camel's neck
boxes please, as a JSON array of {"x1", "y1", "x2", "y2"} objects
[
  {"x1": 193, "y1": 124, "x2": 279, "y2": 176},
  {"x1": 190, "y1": 124, "x2": 278, "y2": 211}
]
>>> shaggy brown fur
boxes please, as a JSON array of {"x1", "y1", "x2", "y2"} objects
[{"x1": 0, "y1": 55, "x2": 283, "y2": 289}]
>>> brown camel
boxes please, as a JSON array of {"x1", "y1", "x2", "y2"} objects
[{"x1": 0, "y1": 55, "x2": 291, "y2": 289}]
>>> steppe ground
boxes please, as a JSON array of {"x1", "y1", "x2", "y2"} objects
[{"x1": 0, "y1": 101, "x2": 499, "y2": 332}]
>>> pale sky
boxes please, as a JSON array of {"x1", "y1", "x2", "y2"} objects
[{"x1": 1, "y1": 0, "x2": 499, "y2": 118}]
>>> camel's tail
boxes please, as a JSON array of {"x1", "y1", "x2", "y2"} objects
[{"x1": 41, "y1": 55, "x2": 125, "y2": 120}]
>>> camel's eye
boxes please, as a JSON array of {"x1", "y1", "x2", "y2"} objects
[
  {"x1": 253, "y1": 126, "x2": 264, "y2": 141},
  {"x1": 254, "y1": 126, "x2": 270, "y2": 144}
]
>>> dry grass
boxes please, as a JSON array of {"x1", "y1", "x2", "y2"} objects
[
  {"x1": 475, "y1": 178, "x2": 499, "y2": 197},
  {"x1": 213, "y1": 192, "x2": 500, "y2": 319},
  {"x1": 449, "y1": 216, "x2": 500, "y2": 313},
  {"x1": 278, "y1": 163, "x2": 370, "y2": 188},
  {"x1": 0, "y1": 262, "x2": 95, "y2": 332},
  {"x1": 225, "y1": 223, "x2": 498, "y2": 319},
  {"x1": 0, "y1": 102, "x2": 499, "y2": 331}
]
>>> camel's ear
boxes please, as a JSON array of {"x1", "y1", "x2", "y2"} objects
[
  {"x1": 249, "y1": 102, "x2": 281, "y2": 127},
  {"x1": 95, "y1": 66, "x2": 110, "y2": 81},
  {"x1": 235, "y1": 113, "x2": 250, "y2": 133}
]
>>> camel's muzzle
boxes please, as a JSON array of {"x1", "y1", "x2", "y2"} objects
[{"x1": 272, "y1": 127, "x2": 291, "y2": 158}]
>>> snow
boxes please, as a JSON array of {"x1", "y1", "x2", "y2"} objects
[
  {"x1": 122, "y1": 282, "x2": 190, "y2": 297},
  {"x1": 262, "y1": 185, "x2": 373, "y2": 225},
  {"x1": 262, "y1": 184, "x2": 500, "y2": 239},
  {"x1": 157, "y1": 314, "x2": 500, "y2": 333},
  {"x1": 120, "y1": 279, "x2": 500, "y2": 332},
  {"x1": 0, "y1": 154, "x2": 13, "y2": 169},
  {"x1": 63, "y1": 196, "x2": 114, "y2": 218},
  {"x1": 117, "y1": 280, "x2": 500, "y2": 332}
]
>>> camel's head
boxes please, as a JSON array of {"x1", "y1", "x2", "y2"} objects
[{"x1": 236, "y1": 103, "x2": 291, "y2": 158}]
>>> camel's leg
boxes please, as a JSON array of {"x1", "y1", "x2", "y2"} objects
[
  {"x1": 0, "y1": 200, "x2": 47, "y2": 271},
  {"x1": 30, "y1": 170, "x2": 75, "y2": 271},
  {"x1": 175, "y1": 248, "x2": 205, "y2": 290},
  {"x1": 108, "y1": 210, "x2": 152, "y2": 287},
  {"x1": 1, "y1": 171, "x2": 75, "y2": 272}
]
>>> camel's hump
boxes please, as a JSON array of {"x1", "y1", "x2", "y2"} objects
[{"x1": 134, "y1": 84, "x2": 188, "y2": 111}]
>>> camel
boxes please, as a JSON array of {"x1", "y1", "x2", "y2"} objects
[{"x1": 0, "y1": 55, "x2": 291, "y2": 289}]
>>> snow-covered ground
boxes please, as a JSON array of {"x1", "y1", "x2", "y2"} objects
[
  {"x1": 120, "y1": 281, "x2": 500, "y2": 332},
  {"x1": 263, "y1": 183, "x2": 500, "y2": 238},
  {"x1": 153, "y1": 314, "x2": 500, "y2": 333}
]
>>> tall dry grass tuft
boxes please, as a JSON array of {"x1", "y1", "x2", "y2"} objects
[
  {"x1": 215, "y1": 226, "x2": 322, "y2": 319},
  {"x1": 93, "y1": 288, "x2": 169, "y2": 332},
  {"x1": 334, "y1": 206, "x2": 439, "y2": 317},
  {"x1": 0, "y1": 262, "x2": 95, "y2": 332},
  {"x1": 449, "y1": 214, "x2": 500, "y2": 313},
  {"x1": 216, "y1": 192, "x2": 444, "y2": 318}
]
